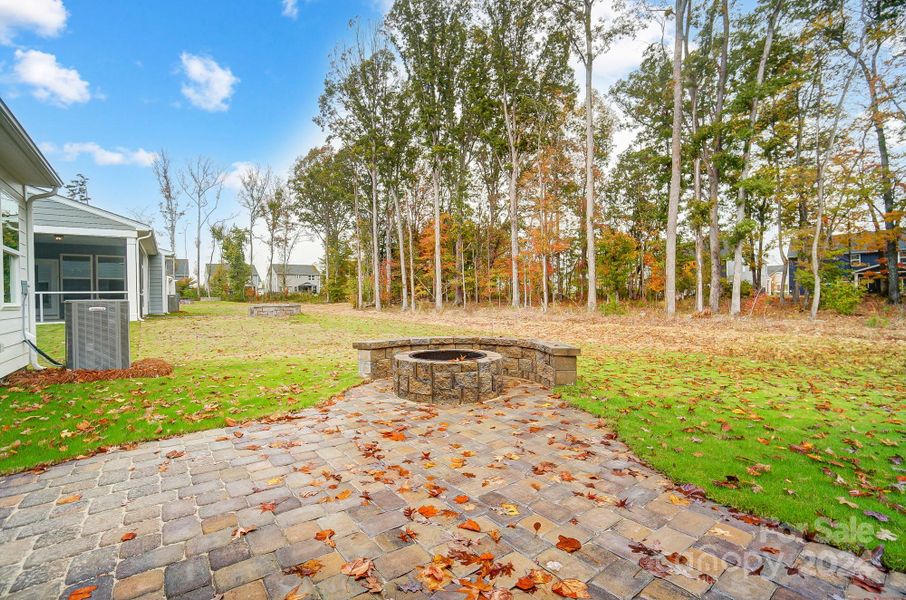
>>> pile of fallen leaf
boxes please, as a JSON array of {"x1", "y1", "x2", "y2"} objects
[{"x1": 3, "y1": 358, "x2": 173, "y2": 391}]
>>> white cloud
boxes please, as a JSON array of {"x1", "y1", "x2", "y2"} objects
[
  {"x1": 13, "y1": 48, "x2": 90, "y2": 106},
  {"x1": 178, "y1": 52, "x2": 239, "y2": 112},
  {"x1": 47, "y1": 142, "x2": 156, "y2": 167},
  {"x1": 0, "y1": 0, "x2": 67, "y2": 44},
  {"x1": 223, "y1": 161, "x2": 255, "y2": 191},
  {"x1": 281, "y1": 0, "x2": 299, "y2": 19}
]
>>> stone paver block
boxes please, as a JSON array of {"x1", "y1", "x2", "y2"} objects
[
  {"x1": 113, "y1": 569, "x2": 164, "y2": 600},
  {"x1": 65, "y1": 546, "x2": 118, "y2": 584},
  {"x1": 222, "y1": 578, "x2": 268, "y2": 600},
  {"x1": 213, "y1": 555, "x2": 278, "y2": 592},
  {"x1": 164, "y1": 556, "x2": 211, "y2": 597},
  {"x1": 162, "y1": 515, "x2": 201, "y2": 544},
  {"x1": 374, "y1": 543, "x2": 432, "y2": 580}
]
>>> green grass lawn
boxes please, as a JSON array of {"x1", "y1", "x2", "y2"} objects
[
  {"x1": 560, "y1": 348, "x2": 906, "y2": 570},
  {"x1": 0, "y1": 301, "x2": 903, "y2": 569}
]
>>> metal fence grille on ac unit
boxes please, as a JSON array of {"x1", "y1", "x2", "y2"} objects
[{"x1": 64, "y1": 300, "x2": 130, "y2": 371}]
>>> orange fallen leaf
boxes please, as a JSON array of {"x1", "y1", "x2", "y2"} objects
[
  {"x1": 259, "y1": 501, "x2": 277, "y2": 513},
  {"x1": 555, "y1": 535, "x2": 581, "y2": 553},
  {"x1": 57, "y1": 494, "x2": 82, "y2": 505},
  {"x1": 315, "y1": 529, "x2": 336, "y2": 547},
  {"x1": 341, "y1": 557, "x2": 374, "y2": 579},
  {"x1": 120, "y1": 532, "x2": 137, "y2": 542},
  {"x1": 68, "y1": 585, "x2": 97, "y2": 600},
  {"x1": 417, "y1": 505, "x2": 439, "y2": 518},
  {"x1": 458, "y1": 519, "x2": 481, "y2": 532},
  {"x1": 552, "y1": 578, "x2": 590, "y2": 599},
  {"x1": 453, "y1": 495, "x2": 470, "y2": 504}
]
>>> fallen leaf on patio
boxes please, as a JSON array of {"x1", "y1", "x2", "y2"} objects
[
  {"x1": 515, "y1": 576, "x2": 537, "y2": 591},
  {"x1": 546, "y1": 560, "x2": 562, "y2": 572},
  {"x1": 552, "y1": 578, "x2": 590, "y2": 599},
  {"x1": 341, "y1": 557, "x2": 374, "y2": 580},
  {"x1": 57, "y1": 494, "x2": 81, "y2": 505},
  {"x1": 453, "y1": 494, "x2": 470, "y2": 504},
  {"x1": 501, "y1": 503, "x2": 520, "y2": 516},
  {"x1": 450, "y1": 457, "x2": 466, "y2": 468},
  {"x1": 165, "y1": 450, "x2": 184, "y2": 459},
  {"x1": 760, "y1": 546, "x2": 780, "y2": 555},
  {"x1": 285, "y1": 559, "x2": 323, "y2": 578},
  {"x1": 362, "y1": 575, "x2": 383, "y2": 592},
  {"x1": 315, "y1": 529, "x2": 336, "y2": 547},
  {"x1": 232, "y1": 526, "x2": 256, "y2": 539},
  {"x1": 399, "y1": 527, "x2": 418, "y2": 542},
  {"x1": 260, "y1": 501, "x2": 277, "y2": 512},
  {"x1": 417, "y1": 505, "x2": 439, "y2": 518},
  {"x1": 68, "y1": 585, "x2": 97, "y2": 600},
  {"x1": 398, "y1": 578, "x2": 422, "y2": 593},
  {"x1": 225, "y1": 417, "x2": 239, "y2": 427},
  {"x1": 120, "y1": 532, "x2": 137, "y2": 542},
  {"x1": 488, "y1": 529, "x2": 501, "y2": 542},
  {"x1": 555, "y1": 535, "x2": 581, "y2": 553},
  {"x1": 459, "y1": 519, "x2": 481, "y2": 532},
  {"x1": 667, "y1": 494, "x2": 689, "y2": 506},
  {"x1": 533, "y1": 521, "x2": 542, "y2": 534},
  {"x1": 335, "y1": 489, "x2": 352, "y2": 500},
  {"x1": 488, "y1": 588, "x2": 514, "y2": 600},
  {"x1": 266, "y1": 476, "x2": 285, "y2": 486},
  {"x1": 282, "y1": 584, "x2": 306, "y2": 600},
  {"x1": 417, "y1": 563, "x2": 452, "y2": 591},
  {"x1": 849, "y1": 575, "x2": 882, "y2": 593}
]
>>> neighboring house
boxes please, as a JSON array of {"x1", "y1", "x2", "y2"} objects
[
  {"x1": 788, "y1": 233, "x2": 906, "y2": 295},
  {"x1": 0, "y1": 99, "x2": 64, "y2": 378},
  {"x1": 267, "y1": 264, "x2": 320, "y2": 294},
  {"x1": 763, "y1": 265, "x2": 786, "y2": 296},
  {"x1": 204, "y1": 263, "x2": 260, "y2": 291},
  {"x1": 32, "y1": 195, "x2": 172, "y2": 322}
]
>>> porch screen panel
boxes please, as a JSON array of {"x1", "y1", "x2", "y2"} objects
[
  {"x1": 61, "y1": 255, "x2": 92, "y2": 302},
  {"x1": 96, "y1": 256, "x2": 126, "y2": 299}
]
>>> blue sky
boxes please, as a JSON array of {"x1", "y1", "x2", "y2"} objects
[
  {"x1": 0, "y1": 0, "x2": 659, "y2": 272},
  {"x1": 1, "y1": 0, "x2": 392, "y2": 268}
]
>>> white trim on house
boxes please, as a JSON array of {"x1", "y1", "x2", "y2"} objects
[{"x1": 35, "y1": 226, "x2": 139, "y2": 238}]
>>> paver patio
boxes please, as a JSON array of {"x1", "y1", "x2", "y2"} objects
[{"x1": 0, "y1": 378, "x2": 902, "y2": 600}]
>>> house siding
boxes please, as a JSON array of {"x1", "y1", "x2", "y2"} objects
[
  {"x1": 0, "y1": 170, "x2": 29, "y2": 376},
  {"x1": 33, "y1": 198, "x2": 134, "y2": 231},
  {"x1": 149, "y1": 252, "x2": 164, "y2": 314}
]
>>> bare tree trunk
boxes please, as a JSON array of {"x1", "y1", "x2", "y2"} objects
[
  {"x1": 370, "y1": 166, "x2": 381, "y2": 311},
  {"x1": 385, "y1": 204, "x2": 392, "y2": 300},
  {"x1": 393, "y1": 190, "x2": 408, "y2": 311},
  {"x1": 731, "y1": 1, "x2": 781, "y2": 315},
  {"x1": 354, "y1": 182, "x2": 363, "y2": 310},
  {"x1": 584, "y1": 3, "x2": 597, "y2": 313},
  {"x1": 707, "y1": 0, "x2": 730, "y2": 314},
  {"x1": 508, "y1": 164, "x2": 520, "y2": 308},
  {"x1": 432, "y1": 163, "x2": 442, "y2": 312},
  {"x1": 665, "y1": 0, "x2": 686, "y2": 318}
]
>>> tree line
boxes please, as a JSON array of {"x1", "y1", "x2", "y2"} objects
[{"x1": 154, "y1": 0, "x2": 904, "y2": 316}]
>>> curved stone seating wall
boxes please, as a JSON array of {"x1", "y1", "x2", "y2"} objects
[
  {"x1": 353, "y1": 336, "x2": 580, "y2": 388},
  {"x1": 248, "y1": 303, "x2": 302, "y2": 317}
]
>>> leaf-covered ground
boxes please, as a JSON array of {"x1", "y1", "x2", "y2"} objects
[{"x1": 0, "y1": 301, "x2": 903, "y2": 570}]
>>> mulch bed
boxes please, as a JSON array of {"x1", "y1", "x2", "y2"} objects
[{"x1": 2, "y1": 358, "x2": 174, "y2": 391}]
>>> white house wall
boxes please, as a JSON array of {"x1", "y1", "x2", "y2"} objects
[{"x1": 0, "y1": 171, "x2": 30, "y2": 377}]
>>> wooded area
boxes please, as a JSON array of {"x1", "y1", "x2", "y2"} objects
[{"x1": 162, "y1": 0, "x2": 905, "y2": 317}]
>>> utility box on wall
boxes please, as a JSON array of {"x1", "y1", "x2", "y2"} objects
[{"x1": 64, "y1": 300, "x2": 130, "y2": 371}]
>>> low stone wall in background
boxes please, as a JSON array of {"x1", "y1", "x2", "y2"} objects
[
  {"x1": 248, "y1": 303, "x2": 302, "y2": 317},
  {"x1": 352, "y1": 336, "x2": 580, "y2": 389}
]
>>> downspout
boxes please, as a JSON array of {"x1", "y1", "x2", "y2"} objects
[
  {"x1": 22, "y1": 185, "x2": 59, "y2": 369},
  {"x1": 135, "y1": 230, "x2": 153, "y2": 321}
]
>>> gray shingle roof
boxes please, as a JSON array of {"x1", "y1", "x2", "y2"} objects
[{"x1": 271, "y1": 264, "x2": 319, "y2": 276}]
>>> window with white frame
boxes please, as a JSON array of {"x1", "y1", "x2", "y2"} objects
[
  {"x1": 1, "y1": 185, "x2": 22, "y2": 305},
  {"x1": 850, "y1": 252, "x2": 862, "y2": 265}
]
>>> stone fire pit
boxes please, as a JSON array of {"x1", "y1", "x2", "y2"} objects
[{"x1": 393, "y1": 348, "x2": 503, "y2": 405}]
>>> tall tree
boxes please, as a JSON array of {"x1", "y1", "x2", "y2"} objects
[
  {"x1": 64, "y1": 173, "x2": 90, "y2": 204},
  {"x1": 665, "y1": 0, "x2": 688, "y2": 317},
  {"x1": 389, "y1": 0, "x2": 470, "y2": 312},
  {"x1": 289, "y1": 146, "x2": 354, "y2": 303},
  {"x1": 237, "y1": 164, "x2": 273, "y2": 281},
  {"x1": 179, "y1": 156, "x2": 223, "y2": 296},
  {"x1": 556, "y1": 0, "x2": 636, "y2": 312},
  {"x1": 153, "y1": 150, "x2": 184, "y2": 254}
]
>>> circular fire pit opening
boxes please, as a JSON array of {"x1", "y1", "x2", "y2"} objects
[
  {"x1": 410, "y1": 349, "x2": 486, "y2": 361},
  {"x1": 393, "y1": 348, "x2": 503, "y2": 405}
]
